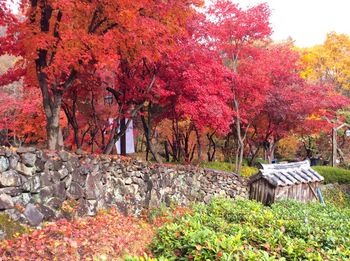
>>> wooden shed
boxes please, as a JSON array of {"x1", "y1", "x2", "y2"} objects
[{"x1": 249, "y1": 160, "x2": 324, "y2": 205}]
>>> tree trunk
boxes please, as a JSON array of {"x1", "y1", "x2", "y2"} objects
[
  {"x1": 267, "y1": 140, "x2": 278, "y2": 164},
  {"x1": 194, "y1": 126, "x2": 202, "y2": 163},
  {"x1": 37, "y1": 69, "x2": 76, "y2": 151},
  {"x1": 62, "y1": 93, "x2": 81, "y2": 149},
  {"x1": 234, "y1": 98, "x2": 244, "y2": 175},
  {"x1": 104, "y1": 126, "x2": 120, "y2": 155},
  {"x1": 44, "y1": 91, "x2": 64, "y2": 151},
  {"x1": 222, "y1": 133, "x2": 232, "y2": 162},
  {"x1": 164, "y1": 141, "x2": 170, "y2": 162},
  {"x1": 120, "y1": 117, "x2": 127, "y2": 155},
  {"x1": 207, "y1": 132, "x2": 216, "y2": 162},
  {"x1": 104, "y1": 118, "x2": 130, "y2": 155},
  {"x1": 141, "y1": 114, "x2": 162, "y2": 163},
  {"x1": 248, "y1": 145, "x2": 260, "y2": 166}
]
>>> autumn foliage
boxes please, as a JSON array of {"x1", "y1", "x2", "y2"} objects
[
  {"x1": 0, "y1": 0, "x2": 349, "y2": 171},
  {"x1": 0, "y1": 209, "x2": 155, "y2": 260}
]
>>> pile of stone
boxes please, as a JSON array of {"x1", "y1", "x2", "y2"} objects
[{"x1": 0, "y1": 147, "x2": 248, "y2": 226}]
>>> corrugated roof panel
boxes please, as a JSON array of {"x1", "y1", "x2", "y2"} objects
[
  {"x1": 275, "y1": 172, "x2": 294, "y2": 186},
  {"x1": 287, "y1": 171, "x2": 306, "y2": 183},
  {"x1": 252, "y1": 160, "x2": 324, "y2": 187},
  {"x1": 296, "y1": 171, "x2": 313, "y2": 182},
  {"x1": 301, "y1": 169, "x2": 322, "y2": 182},
  {"x1": 308, "y1": 169, "x2": 325, "y2": 181},
  {"x1": 267, "y1": 175, "x2": 282, "y2": 187},
  {"x1": 283, "y1": 171, "x2": 299, "y2": 184}
]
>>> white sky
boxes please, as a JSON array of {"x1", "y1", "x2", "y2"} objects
[
  {"x1": 228, "y1": 0, "x2": 350, "y2": 47},
  {"x1": 7, "y1": 0, "x2": 350, "y2": 47}
]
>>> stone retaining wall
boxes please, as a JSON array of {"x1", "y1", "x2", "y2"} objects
[{"x1": 0, "y1": 147, "x2": 248, "y2": 226}]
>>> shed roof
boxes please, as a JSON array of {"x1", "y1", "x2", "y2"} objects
[{"x1": 249, "y1": 160, "x2": 324, "y2": 187}]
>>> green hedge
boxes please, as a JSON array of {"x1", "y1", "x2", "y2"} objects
[
  {"x1": 150, "y1": 198, "x2": 350, "y2": 260},
  {"x1": 312, "y1": 166, "x2": 350, "y2": 184}
]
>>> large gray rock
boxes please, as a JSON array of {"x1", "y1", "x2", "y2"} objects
[
  {"x1": 58, "y1": 151, "x2": 70, "y2": 162},
  {"x1": 67, "y1": 181, "x2": 84, "y2": 199},
  {"x1": 58, "y1": 168, "x2": 68, "y2": 179},
  {"x1": 0, "y1": 170, "x2": 22, "y2": 187},
  {"x1": 53, "y1": 182, "x2": 66, "y2": 200},
  {"x1": 0, "y1": 156, "x2": 9, "y2": 172},
  {"x1": 24, "y1": 203, "x2": 44, "y2": 226},
  {"x1": 37, "y1": 204, "x2": 56, "y2": 220},
  {"x1": 39, "y1": 171, "x2": 52, "y2": 187},
  {"x1": 46, "y1": 197, "x2": 64, "y2": 209},
  {"x1": 44, "y1": 160, "x2": 54, "y2": 171},
  {"x1": 77, "y1": 198, "x2": 88, "y2": 216},
  {"x1": 16, "y1": 147, "x2": 36, "y2": 154},
  {"x1": 21, "y1": 153, "x2": 37, "y2": 167},
  {"x1": 8, "y1": 154, "x2": 19, "y2": 169},
  {"x1": 16, "y1": 163, "x2": 36, "y2": 176},
  {"x1": 0, "y1": 194, "x2": 14, "y2": 210},
  {"x1": 72, "y1": 169, "x2": 87, "y2": 186},
  {"x1": 0, "y1": 187, "x2": 22, "y2": 196},
  {"x1": 22, "y1": 176, "x2": 41, "y2": 193},
  {"x1": 39, "y1": 186, "x2": 54, "y2": 202},
  {"x1": 85, "y1": 173, "x2": 102, "y2": 200},
  {"x1": 86, "y1": 200, "x2": 98, "y2": 216},
  {"x1": 12, "y1": 193, "x2": 31, "y2": 205}
]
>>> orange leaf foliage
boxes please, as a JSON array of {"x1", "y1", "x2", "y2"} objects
[{"x1": 0, "y1": 209, "x2": 155, "y2": 260}]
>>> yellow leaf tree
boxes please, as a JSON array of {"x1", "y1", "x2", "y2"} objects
[{"x1": 301, "y1": 32, "x2": 350, "y2": 94}]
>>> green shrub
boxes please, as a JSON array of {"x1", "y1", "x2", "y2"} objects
[
  {"x1": 321, "y1": 184, "x2": 350, "y2": 208},
  {"x1": 312, "y1": 166, "x2": 350, "y2": 184},
  {"x1": 240, "y1": 165, "x2": 259, "y2": 177},
  {"x1": 0, "y1": 213, "x2": 28, "y2": 239},
  {"x1": 201, "y1": 162, "x2": 258, "y2": 177},
  {"x1": 150, "y1": 198, "x2": 350, "y2": 260}
]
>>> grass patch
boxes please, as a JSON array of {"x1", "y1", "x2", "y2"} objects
[
  {"x1": 201, "y1": 161, "x2": 258, "y2": 177},
  {"x1": 312, "y1": 166, "x2": 350, "y2": 184}
]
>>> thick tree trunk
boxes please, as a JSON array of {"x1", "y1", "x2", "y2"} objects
[
  {"x1": 37, "y1": 64, "x2": 76, "y2": 151},
  {"x1": 45, "y1": 93, "x2": 64, "y2": 150},
  {"x1": 39, "y1": 71, "x2": 64, "y2": 151}
]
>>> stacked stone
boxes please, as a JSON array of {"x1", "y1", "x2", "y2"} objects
[{"x1": 0, "y1": 147, "x2": 248, "y2": 226}]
